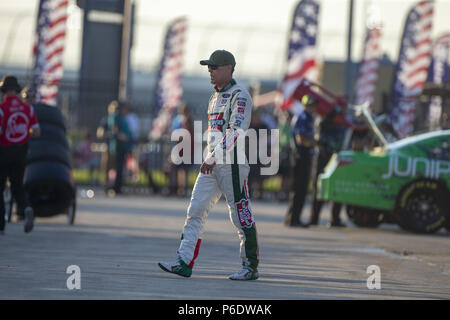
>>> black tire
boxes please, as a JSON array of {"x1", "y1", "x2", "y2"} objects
[
  {"x1": 27, "y1": 139, "x2": 71, "y2": 168},
  {"x1": 34, "y1": 103, "x2": 66, "y2": 132},
  {"x1": 346, "y1": 205, "x2": 383, "y2": 228},
  {"x1": 395, "y1": 178, "x2": 447, "y2": 234},
  {"x1": 33, "y1": 123, "x2": 69, "y2": 149},
  {"x1": 24, "y1": 161, "x2": 75, "y2": 217}
]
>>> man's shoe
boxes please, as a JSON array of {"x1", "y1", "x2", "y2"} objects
[
  {"x1": 289, "y1": 221, "x2": 309, "y2": 228},
  {"x1": 24, "y1": 207, "x2": 34, "y2": 233},
  {"x1": 328, "y1": 221, "x2": 346, "y2": 228},
  {"x1": 228, "y1": 266, "x2": 259, "y2": 280},
  {"x1": 158, "y1": 259, "x2": 192, "y2": 278}
]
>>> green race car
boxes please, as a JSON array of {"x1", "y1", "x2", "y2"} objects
[{"x1": 318, "y1": 121, "x2": 450, "y2": 233}]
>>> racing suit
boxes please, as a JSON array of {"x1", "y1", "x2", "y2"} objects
[
  {"x1": 177, "y1": 79, "x2": 259, "y2": 271},
  {"x1": 0, "y1": 95, "x2": 40, "y2": 231}
]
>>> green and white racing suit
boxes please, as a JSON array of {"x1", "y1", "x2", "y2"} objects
[{"x1": 177, "y1": 79, "x2": 259, "y2": 271}]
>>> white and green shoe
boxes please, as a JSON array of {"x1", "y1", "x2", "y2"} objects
[
  {"x1": 158, "y1": 259, "x2": 192, "y2": 278},
  {"x1": 228, "y1": 266, "x2": 259, "y2": 280}
]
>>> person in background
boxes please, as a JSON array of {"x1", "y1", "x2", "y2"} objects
[
  {"x1": 309, "y1": 106, "x2": 347, "y2": 227},
  {"x1": 277, "y1": 109, "x2": 294, "y2": 201},
  {"x1": 97, "y1": 100, "x2": 120, "y2": 190},
  {"x1": 112, "y1": 102, "x2": 133, "y2": 194},
  {"x1": 75, "y1": 132, "x2": 99, "y2": 185},
  {"x1": 122, "y1": 102, "x2": 140, "y2": 185},
  {"x1": 20, "y1": 86, "x2": 37, "y2": 106},
  {"x1": 0, "y1": 75, "x2": 40, "y2": 234},
  {"x1": 247, "y1": 110, "x2": 269, "y2": 200},
  {"x1": 169, "y1": 103, "x2": 194, "y2": 196},
  {"x1": 284, "y1": 94, "x2": 319, "y2": 228}
]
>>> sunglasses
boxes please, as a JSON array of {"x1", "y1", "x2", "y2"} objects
[{"x1": 208, "y1": 64, "x2": 222, "y2": 70}]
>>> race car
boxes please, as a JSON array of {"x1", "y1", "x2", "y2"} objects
[{"x1": 317, "y1": 128, "x2": 450, "y2": 233}]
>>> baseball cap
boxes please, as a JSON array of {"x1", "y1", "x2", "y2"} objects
[{"x1": 200, "y1": 50, "x2": 236, "y2": 67}]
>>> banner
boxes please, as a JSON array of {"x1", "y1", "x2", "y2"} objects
[
  {"x1": 354, "y1": 27, "x2": 382, "y2": 109},
  {"x1": 149, "y1": 17, "x2": 187, "y2": 141},
  {"x1": 32, "y1": 0, "x2": 68, "y2": 106},
  {"x1": 276, "y1": 0, "x2": 320, "y2": 115},
  {"x1": 390, "y1": 0, "x2": 434, "y2": 138},
  {"x1": 426, "y1": 34, "x2": 450, "y2": 129}
]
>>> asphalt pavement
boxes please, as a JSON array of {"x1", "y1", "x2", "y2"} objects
[{"x1": 1, "y1": 188, "x2": 449, "y2": 300}]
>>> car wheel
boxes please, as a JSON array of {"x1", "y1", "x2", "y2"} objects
[
  {"x1": 346, "y1": 205, "x2": 383, "y2": 228},
  {"x1": 395, "y1": 178, "x2": 447, "y2": 234}
]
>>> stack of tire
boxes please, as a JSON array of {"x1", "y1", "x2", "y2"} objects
[{"x1": 24, "y1": 103, "x2": 76, "y2": 224}]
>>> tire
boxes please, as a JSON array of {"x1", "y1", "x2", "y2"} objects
[
  {"x1": 27, "y1": 139, "x2": 71, "y2": 168},
  {"x1": 24, "y1": 161, "x2": 75, "y2": 217},
  {"x1": 346, "y1": 205, "x2": 383, "y2": 228},
  {"x1": 34, "y1": 123, "x2": 69, "y2": 149},
  {"x1": 395, "y1": 178, "x2": 447, "y2": 234},
  {"x1": 443, "y1": 193, "x2": 450, "y2": 232},
  {"x1": 34, "y1": 103, "x2": 66, "y2": 132}
]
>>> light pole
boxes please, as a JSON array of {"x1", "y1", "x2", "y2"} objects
[
  {"x1": 345, "y1": 0, "x2": 354, "y2": 103},
  {"x1": 118, "y1": 0, "x2": 132, "y2": 102}
]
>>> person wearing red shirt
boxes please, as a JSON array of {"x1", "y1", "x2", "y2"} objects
[{"x1": 0, "y1": 75, "x2": 40, "y2": 234}]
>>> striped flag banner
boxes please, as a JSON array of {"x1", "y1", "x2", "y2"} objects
[
  {"x1": 275, "y1": 0, "x2": 320, "y2": 115},
  {"x1": 390, "y1": 0, "x2": 434, "y2": 138},
  {"x1": 32, "y1": 0, "x2": 68, "y2": 106},
  {"x1": 354, "y1": 27, "x2": 382, "y2": 108},
  {"x1": 426, "y1": 33, "x2": 450, "y2": 129},
  {"x1": 149, "y1": 17, "x2": 187, "y2": 141}
]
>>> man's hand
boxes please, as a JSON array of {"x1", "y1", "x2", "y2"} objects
[
  {"x1": 30, "y1": 127, "x2": 41, "y2": 138},
  {"x1": 200, "y1": 157, "x2": 216, "y2": 174}
]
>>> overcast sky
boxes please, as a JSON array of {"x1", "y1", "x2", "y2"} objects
[{"x1": 0, "y1": 0, "x2": 449, "y2": 79}]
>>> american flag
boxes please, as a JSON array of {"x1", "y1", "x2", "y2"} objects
[
  {"x1": 390, "y1": 0, "x2": 434, "y2": 138},
  {"x1": 354, "y1": 27, "x2": 382, "y2": 108},
  {"x1": 276, "y1": 0, "x2": 320, "y2": 115},
  {"x1": 31, "y1": 0, "x2": 68, "y2": 106},
  {"x1": 149, "y1": 17, "x2": 187, "y2": 141},
  {"x1": 426, "y1": 33, "x2": 450, "y2": 129}
]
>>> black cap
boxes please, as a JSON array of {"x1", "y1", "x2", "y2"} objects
[{"x1": 0, "y1": 75, "x2": 22, "y2": 93}]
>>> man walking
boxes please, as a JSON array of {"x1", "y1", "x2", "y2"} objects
[
  {"x1": 158, "y1": 50, "x2": 259, "y2": 280},
  {"x1": 0, "y1": 75, "x2": 40, "y2": 234}
]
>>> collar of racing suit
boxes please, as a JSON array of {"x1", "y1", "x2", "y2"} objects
[
  {"x1": 214, "y1": 78, "x2": 236, "y2": 92},
  {"x1": 2, "y1": 94, "x2": 20, "y2": 104}
]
